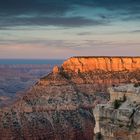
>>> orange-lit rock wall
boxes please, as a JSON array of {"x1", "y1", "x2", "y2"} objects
[{"x1": 62, "y1": 57, "x2": 140, "y2": 73}]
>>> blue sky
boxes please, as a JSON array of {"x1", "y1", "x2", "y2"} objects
[{"x1": 0, "y1": 0, "x2": 140, "y2": 59}]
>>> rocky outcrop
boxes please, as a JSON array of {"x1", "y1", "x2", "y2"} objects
[
  {"x1": 62, "y1": 57, "x2": 140, "y2": 73},
  {"x1": 0, "y1": 56, "x2": 140, "y2": 140},
  {"x1": 53, "y1": 66, "x2": 60, "y2": 74},
  {"x1": 61, "y1": 57, "x2": 140, "y2": 93},
  {"x1": 96, "y1": 84, "x2": 140, "y2": 140},
  {"x1": 109, "y1": 84, "x2": 140, "y2": 102}
]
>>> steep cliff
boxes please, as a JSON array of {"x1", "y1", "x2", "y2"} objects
[
  {"x1": 61, "y1": 57, "x2": 140, "y2": 93},
  {"x1": 62, "y1": 57, "x2": 140, "y2": 73},
  {"x1": 95, "y1": 84, "x2": 140, "y2": 140},
  {"x1": 0, "y1": 56, "x2": 140, "y2": 140}
]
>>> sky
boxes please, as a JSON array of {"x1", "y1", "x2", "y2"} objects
[{"x1": 0, "y1": 0, "x2": 140, "y2": 59}]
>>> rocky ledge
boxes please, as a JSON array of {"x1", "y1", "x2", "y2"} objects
[
  {"x1": 0, "y1": 56, "x2": 140, "y2": 140},
  {"x1": 95, "y1": 83, "x2": 140, "y2": 140}
]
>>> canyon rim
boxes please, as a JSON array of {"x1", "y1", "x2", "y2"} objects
[{"x1": 0, "y1": 57, "x2": 140, "y2": 140}]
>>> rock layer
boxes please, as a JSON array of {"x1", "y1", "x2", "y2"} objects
[
  {"x1": 61, "y1": 57, "x2": 140, "y2": 93},
  {"x1": 96, "y1": 84, "x2": 140, "y2": 140},
  {"x1": 0, "y1": 70, "x2": 96, "y2": 140},
  {"x1": 62, "y1": 57, "x2": 140, "y2": 73},
  {"x1": 0, "y1": 56, "x2": 140, "y2": 140}
]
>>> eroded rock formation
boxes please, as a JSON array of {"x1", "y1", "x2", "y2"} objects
[
  {"x1": 62, "y1": 57, "x2": 140, "y2": 73},
  {"x1": 95, "y1": 84, "x2": 140, "y2": 140},
  {"x1": 0, "y1": 56, "x2": 140, "y2": 140},
  {"x1": 61, "y1": 57, "x2": 140, "y2": 93},
  {"x1": 0, "y1": 66, "x2": 96, "y2": 140}
]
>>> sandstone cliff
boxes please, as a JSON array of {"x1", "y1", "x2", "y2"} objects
[
  {"x1": 0, "y1": 56, "x2": 140, "y2": 140},
  {"x1": 61, "y1": 57, "x2": 140, "y2": 94},
  {"x1": 62, "y1": 57, "x2": 140, "y2": 73}
]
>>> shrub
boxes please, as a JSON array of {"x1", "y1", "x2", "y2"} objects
[
  {"x1": 134, "y1": 82, "x2": 140, "y2": 87},
  {"x1": 60, "y1": 71, "x2": 71, "y2": 80},
  {"x1": 114, "y1": 99, "x2": 122, "y2": 109},
  {"x1": 123, "y1": 94, "x2": 126, "y2": 102},
  {"x1": 96, "y1": 132, "x2": 102, "y2": 140},
  {"x1": 114, "y1": 94, "x2": 127, "y2": 109}
]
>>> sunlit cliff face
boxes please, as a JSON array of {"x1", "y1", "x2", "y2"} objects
[{"x1": 62, "y1": 57, "x2": 140, "y2": 73}]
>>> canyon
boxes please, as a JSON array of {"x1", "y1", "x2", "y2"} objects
[
  {"x1": 0, "y1": 63, "x2": 62, "y2": 107},
  {"x1": 0, "y1": 56, "x2": 140, "y2": 140}
]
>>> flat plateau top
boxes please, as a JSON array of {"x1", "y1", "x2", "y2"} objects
[{"x1": 72, "y1": 56, "x2": 140, "y2": 58}]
